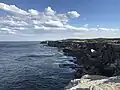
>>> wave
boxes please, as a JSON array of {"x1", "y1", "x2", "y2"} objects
[
  {"x1": 27, "y1": 54, "x2": 54, "y2": 58},
  {"x1": 15, "y1": 54, "x2": 54, "y2": 61}
]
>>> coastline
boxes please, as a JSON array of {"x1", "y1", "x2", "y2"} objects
[{"x1": 41, "y1": 38, "x2": 120, "y2": 90}]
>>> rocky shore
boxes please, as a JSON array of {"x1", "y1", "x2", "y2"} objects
[
  {"x1": 40, "y1": 38, "x2": 120, "y2": 90},
  {"x1": 65, "y1": 75, "x2": 120, "y2": 90}
]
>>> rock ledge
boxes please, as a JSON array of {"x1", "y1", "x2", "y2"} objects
[{"x1": 65, "y1": 75, "x2": 120, "y2": 90}]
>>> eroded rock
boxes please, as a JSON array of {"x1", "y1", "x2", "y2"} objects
[
  {"x1": 43, "y1": 39, "x2": 120, "y2": 78},
  {"x1": 65, "y1": 75, "x2": 120, "y2": 90}
]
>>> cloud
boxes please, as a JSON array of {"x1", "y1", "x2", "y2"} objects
[
  {"x1": 0, "y1": 2, "x2": 119, "y2": 40},
  {"x1": 67, "y1": 11, "x2": 80, "y2": 18},
  {"x1": 1, "y1": 27, "x2": 16, "y2": 34},
  {"x1": 45, "y1": 7, "x2": 56, "y2": 15},
  {"x1": 28, "y1": 9, "x2": 39, "y2": 15},
  {"x1": 0, "y1": 3, "x2": 81, "y2": 35},
  {"x1": 97, "y1": 25, "x2": 100, "y2": 27},
  {"x1": 1, "y1": 27, "x2": 10, "y2": 31},
  {"x1": 0, "y1": 3, "x2": 28, "y2": 15},
  {"x1": 34, "y1": 25, "x2": 41, "y2": 29},
  {"x1": 84, "y1": 24, "x2": 88, "y2": 27},
  {"x1": 44, "y1": 20, "x2": 63, "y2": 27}
]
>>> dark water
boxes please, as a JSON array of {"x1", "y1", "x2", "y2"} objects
[{"x1": 0, "y1": 42, "x2": 75, "y2": 90}]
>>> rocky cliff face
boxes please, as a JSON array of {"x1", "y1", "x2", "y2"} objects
[
  {"x1": 42, "y1": 40, "x2": 120, "y2": 77},
  {"x1": 40, "y1": 39, "x2": 120, "y2": 90}
]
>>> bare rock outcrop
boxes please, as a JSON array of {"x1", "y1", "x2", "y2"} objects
[{"x1": 65, "y1": 75, "x2": 120, "y2": 90}]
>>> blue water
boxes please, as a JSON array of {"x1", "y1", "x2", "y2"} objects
[{"x1": 0, "y1": 42, "x2": 75, "y2": 90}]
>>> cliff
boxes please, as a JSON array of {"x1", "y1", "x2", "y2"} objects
[
  {"x1": 40, "y1": 38, "x2": 120, "y2": 90},
  {"x1": 41, "y1": 38, "x2": 120, "y2": 77}
]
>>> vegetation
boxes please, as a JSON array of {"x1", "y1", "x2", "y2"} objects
[{"x1": 40, "y1": 38, "x2": 120, "y2": 44}]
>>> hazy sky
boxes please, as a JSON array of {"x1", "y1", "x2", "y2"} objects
[{"x1": 0, "y1": 0, "x2": 120, "y2": 41}]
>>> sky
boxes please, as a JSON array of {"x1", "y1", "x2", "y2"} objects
[{"x1": 0, "y1": 0, "x2": 120, "y2": 41}]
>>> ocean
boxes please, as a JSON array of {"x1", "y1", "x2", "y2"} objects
[{"x1": 0, "y1": 41, "x2": 75, "y2": 90}]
